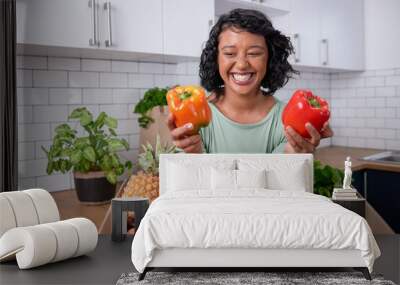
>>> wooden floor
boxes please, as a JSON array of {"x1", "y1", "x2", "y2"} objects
[{"x1": 51, "y1": 189, "x2": 112, "y2": 234}]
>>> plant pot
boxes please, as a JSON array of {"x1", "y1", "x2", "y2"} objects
[{"x1": 74, "y1": 171, "x2": 116, "y2": 205}]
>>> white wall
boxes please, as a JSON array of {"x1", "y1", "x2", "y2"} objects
[{"x1": 364, "y1": 0, "x2": 400, "y2": 70}]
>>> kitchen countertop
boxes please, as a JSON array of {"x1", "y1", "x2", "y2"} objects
[{"x1": 314, "y1": 146, "x2": 400, "y2": 173}]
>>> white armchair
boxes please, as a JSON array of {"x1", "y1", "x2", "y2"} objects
[{"x1": 0, "y1": 189, "x2": 98, "y2": 269}]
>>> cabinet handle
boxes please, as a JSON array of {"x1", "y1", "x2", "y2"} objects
[
  {"x1": 88, "y1": 0, "x2": 99, "y2": 47},
  {"x1": 321, "y1": 39, "x2": 329, "y2": 66},
  {"x1": 104, "y1": 2, "x2": 113, "y2": 47},
  {"x1": 293, "y1": 33, "x2": 300, "y2": 63}
]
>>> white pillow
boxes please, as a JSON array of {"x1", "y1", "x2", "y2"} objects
[
  {"x1": 236, "y1": 169, "x2": 267, "y2": 188},
  {"x1": 166, "y1": 160, "x2": 235, "y2": 192},
  {"x1": 238, "y1": 159, "x2": 308, "y2": 191},
  {"x1": 211, "y1": 168, "x2": 236, "y2": 190}
]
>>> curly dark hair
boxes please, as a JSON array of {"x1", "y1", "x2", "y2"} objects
[{"x1": 199, "y1": 8, "x2": 297, "y2": 97}]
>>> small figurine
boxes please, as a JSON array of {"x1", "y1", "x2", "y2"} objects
[{"x1": 342, "y1": 156, "x2": 352, "y2": 190}]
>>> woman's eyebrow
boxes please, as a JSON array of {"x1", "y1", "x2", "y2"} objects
[{"x1": 221, "y1": 45, "x2": 236, "y2": 50}]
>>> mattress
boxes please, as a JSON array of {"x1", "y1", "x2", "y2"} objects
[{"x1": 131, "y1": 189, "x2": 380, "y2": 273}]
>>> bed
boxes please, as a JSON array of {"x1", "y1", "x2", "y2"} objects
[{"x1": 131, "y1": 154, "x2": 381, "y2": 281}]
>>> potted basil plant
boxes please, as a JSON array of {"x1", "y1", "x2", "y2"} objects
[{"x1": 42, "y1": 107, "x2": 132, "y2": 204}]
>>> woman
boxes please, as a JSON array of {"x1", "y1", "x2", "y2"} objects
[{"x1": 168, "y1": 9, "x2": 333, "y2": 153}]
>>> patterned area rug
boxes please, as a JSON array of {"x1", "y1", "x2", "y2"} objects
[{"x1": 116, "y1": 271, "x2": 396, "y2": 285}]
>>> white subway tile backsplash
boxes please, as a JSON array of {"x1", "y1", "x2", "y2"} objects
[
  {"x1": 37, "y1": 174, "x2": 71, "y2": 192},
  {"x1": 355, "y1": 128, "x2": 375, "y2": 138},
  {"x1": 83, "y1": 88, "x2": 113, "y2": 104},
  {"x1": 365, "y1": 77, "x2": 385, "y2": 87},
  {"x1": 347, "y1": 98, "x2": 366, "y2": 108},
  {"x1": 82, "y1": 59, "x2": 111, "y2": 72},
  {"x1": 375, "y1": 86, "x2": 396, "y2": 97},
  {"x1": 384, "y1": 119, "x2": 400, "y2": 129},
  {"x1": 112, "y1": 60, "x2": 138, "y2": 73},
  {"x1": 99, "y1": 104, "x2": 129, "y2": 119},
  {"x1": 17, "y1": 69, "x2": 33, "y2": 87},
  {"x1": 36, "y1": 140, "x2": 52, "y2": 159},
  {"x1": 69, "y1": 71, "x2": 99, "y2": 88},
  {"x1": 154, "y1": 74, "x2": 178, "y2": 87},
  {"x1": 33, "y1": 70, "x2": 68, "y2": 87},
  {"x1": 385, "y1": 139, "x2": 400, "y2": 151},
  {"x1": 129, "y1": 133, "x2": 140, "y2": 149},
  {"x1": 356, "y1": 87, "x2": 375, "y2": 97},
  {"x1": 17, "y1": 56, "x2": 47, "y2": 69},
  {"x1": 375, "y1": 69, "x2": 395, "y2": 76},
  {"x1": 365, "y1": 118, "x2": 385, "y2": 128},
  {"x1": 18, "y1": 177, "x2": 36, "y2": 190},
  {"x1": 348, "y1": 137, "x2": 366, "y2": 148},
  {"x1": 366, "y1": 138, "x2": 385, "y2": 149},
  {"x1": 18, "y1": 142, "x2": 35, "y2": 160},
  {"x1": 112, "y1": 89, "x2": 140, "y2": 104},
  {"x1": 33, "y1": 105, "x2": 69, "y2": 123},
  {"x1": 164, "y1": 63, "x2": 186, "y2": 75},
  {"x1": 376, "y1": 129, "x2": 396, "y2": 139},
  {"x1": 331, "y1": 79, "x2": 347, "y2": 88},
  {"x1": 18, "y1": 159, "x2": 48, "y2": 178},
  {"x1": 48, "y1": 57, "x2": 80, "y2": 71},
  {"x1": 128, "y1": 74, "x2": 154, "y2": 88},
  {"x1": 354, "y1": 108, "x2": 374, "y2": 118},
  {"x1": 366, "y1": 98, "x2": 385, "y2": 107},
  {"x1": 186, "y1": 62, "x2": 199, "y2": 75},
  {"x1": 177, "y1": 75, "x2": 200, "y2": 85},
  {"x1": 332, "y1": 136, "x2": 348, "y2": 146},
  {"x1": 347, "y1": 118, "x2": 365, "y2": 128},
  {"x1": 18, "y1": 123, "x2": 50, "y2": 142},
  {"x1": 376, "y1": 108, "x2": 396, "y2": 118},
  {"x1": 116, "y1": 119, "x2": 139, "y2": 135},
  {"x1": 386, "y1": 97, "x2": 400, "y2": 107},
  {"x1": 385, "y1": 75, "x2": 400, "y2": 86},
  {"x1": 49, "y1": 88, "x2": 82, "y2": 105},
  {"x1": 18, "y1": 106, "x2": 33, "y2": 123},
  {"x1": 17, "y1": 88, "x2": 49, "y2": 106},
  {"x1": 139, "y1": 62, "x2": 163, "y2": 74},
  {"x1": 347, "y1": 78, "x2": 365, "y2": 88},
  {"x1": 100, "y1": 72, "x2": 128, "y2": 88}
]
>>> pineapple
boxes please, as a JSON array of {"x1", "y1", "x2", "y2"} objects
[{"x1": 122, "y1": 135, "x2": 175, "y2": 202}]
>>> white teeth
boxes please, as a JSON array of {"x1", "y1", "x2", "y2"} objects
[{"x1": 232, "y1": 73, "x2": 252, "y2": 82}]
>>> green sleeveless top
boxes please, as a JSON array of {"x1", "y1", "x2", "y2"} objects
[{"x1": 199, "y1": 97, "x2": 288, "y2": 153}]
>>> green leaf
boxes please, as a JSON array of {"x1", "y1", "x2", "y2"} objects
[
  {"x1": 70, "y1": 150, "x2": 82, "y2": 165},
  {"x1": 46, "y1": 162, "x2": 54, "y2": 174},
  {"x1": 108, "y1": 128, "x2": 117, "y2": 136},
  {"x1": 104, "y1": 116, "x2": 117, "y2": 129},
  {"x1": 125, "y1": 161, "x2": 133, "y2": 169},
  {"x1": 80, "y1": 112, "x2": 93, "y2": 126},
  {"x1": 83, "y1": 146, "x2": 96, "y2": 162},
  {"x1": 107, "y1": 139, "x2": 125, "y2": 152},
  {"x1": 95, "y1": 112, "x2": 107, "y2": 128},
  {"x1": 106, "y1": 171, "x2": 117, "y2": 184}
]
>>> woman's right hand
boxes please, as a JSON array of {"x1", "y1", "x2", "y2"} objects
[{"x1": 167, "y1": 113, "x2": 203, "y2": 153}]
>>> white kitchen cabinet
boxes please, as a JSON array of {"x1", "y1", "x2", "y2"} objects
[
  {"x1": 162, "y1": 0, "x2": 214, "y2": 58},
  {"x1": 271, "y1": 0, "x2": 364, "y2": 71},
  {"x1": 320, "y1": 0, "x2": 364, "y2": 70},
  {"x1": 17, "y1": 0, "x2": 94, "y2": 49},
  {"x1": 106, "y1": 0, "x2": 163, "y2": 54},
  {"x1": 17, "y1": 0, "x2": 163, "y2": 55}
]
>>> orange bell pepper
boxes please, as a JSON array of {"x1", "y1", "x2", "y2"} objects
[{"x1": 166, "y1": 85, "x2": 211, "y2": 135}]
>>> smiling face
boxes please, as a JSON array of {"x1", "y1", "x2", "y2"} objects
[{"x1": 217, "y1": 27, "x2": 268, "y2": 97}]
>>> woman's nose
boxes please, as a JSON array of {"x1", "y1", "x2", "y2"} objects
[{"x1": 235, "y1": 56, "x2": 250, "y2": 69}]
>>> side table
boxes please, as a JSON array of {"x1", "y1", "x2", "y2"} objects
[
  {"x1": 112, "y1": 197, "x2": 149, "y2": 242},
  {"x1": 332, "y1": 195, "x2": 366, "y2": 218}
]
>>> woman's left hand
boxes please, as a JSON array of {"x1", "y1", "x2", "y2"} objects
[{"x1": 284, "y1": 121, "x2": 333, "y2": 153}]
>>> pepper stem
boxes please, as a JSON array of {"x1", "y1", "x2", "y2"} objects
[
  {"x1": 179, "y1": 91, "x2": 192, "y2": 101},
  {"x1": 308, "y1": 97, "x2": 321, "y2": 108}
]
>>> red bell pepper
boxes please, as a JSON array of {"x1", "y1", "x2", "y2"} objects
[{"x1": 282, "y1": 89, "x2": 330, "y2": 139}]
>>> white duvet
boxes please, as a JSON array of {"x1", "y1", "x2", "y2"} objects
[{"x1": 131, "y1": 190, "x2": 380, "y2": 273}]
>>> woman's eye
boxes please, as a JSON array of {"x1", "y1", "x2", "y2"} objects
[
  {"x1": 248, "y1": 53, "x2": 262, "y2": 56},
  {"x1": 224, "y1": 53, "x2": 234, "y2": 57}
]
